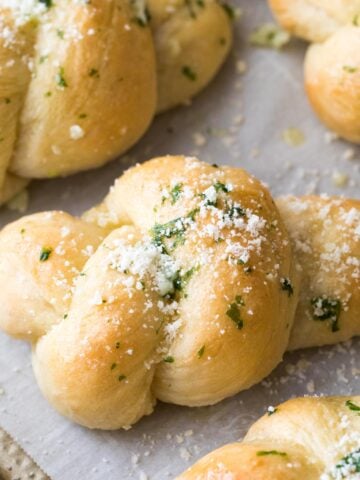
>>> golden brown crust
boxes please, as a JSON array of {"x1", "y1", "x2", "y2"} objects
[
  {"x1": 305, "y1": 26, "x2": 360, "y2": 143},
  {"x1": 0, "y1": 1, "x2": 232, "y2": 201},
  {"x1": 277, "y1": 195, "x2": 360, "y2": 349},
  {"x1": 149, "y1": 0, "x2": 233, "y2": 112},
  {"x1": 9, "y1": 0, "x2": 157, "y2": 179},
  {"x1": 0, "y1": 156, "x2": 358, "y2": 429},
  {"x1": 0, "y1": 211, "x2": 105, "y2": 341},
  {"x1": 268, "y1": 0, "x2": 360, "y2": 143},
  {"x1": 177, "y1": 396, "x2": 360, "y2": 479},
  {"x1": 33, "y1": 226, "x2": 162, "y2": 428},
  {"x1": 0, "y1": 9, "x2": 35, "y2": 196}
]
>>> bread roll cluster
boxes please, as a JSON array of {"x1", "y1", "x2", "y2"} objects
[
  {"x1": 269, "y1": 0, "x2": 360, "y2": 143},
  {"x1": 178, "y1": 396, "x2": 360, "y2": 479},
  {"x1": 0, "y1": 0, "x2": 232, "y2": 203},
  {"x1": 0, "y1": 156, "x2": 358, "y2": 429}
]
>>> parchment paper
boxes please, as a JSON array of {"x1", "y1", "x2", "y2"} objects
[{"x1": 0, "y1": 1, "x2": 359, "y2": 479}]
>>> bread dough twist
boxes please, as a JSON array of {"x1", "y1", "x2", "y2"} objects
[
  {"x1": 0, "y1": 156, "x2": 358, "y2": 429},
  {"x1": 269, "y1": 0, "x2": 360, "y2": 143},
  {"x1": 0, "y1": 0, "x2": 232, "y2": 201},
  {"x1": 178, "y1": 395, "x2": 360, "y2": 479}
]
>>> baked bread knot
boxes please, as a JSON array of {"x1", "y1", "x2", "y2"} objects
[
  {"x1": 0, "y1": 1, "x2": 232, "y2": 200},
  {"x1": 178, "y1": 395, "x2": 360, "y2": 479},
  {"x1": 269, "y1": 0, "x2": 360, "y2": 143},
  {"x1": 0, "y1": 156, "x2": 358, "y2": 429}
]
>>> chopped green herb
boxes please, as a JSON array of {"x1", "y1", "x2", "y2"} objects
[
  {"x1": 250, "y1": 23, "x2": 290, "y2": 49},
  {"x1": 184, "y1": 0, "x2": 204, "y2": 19},
  {"x1": 311, "y1": 296, "x2": 341, "y2": 332},
  {"x1": 187, "y1": 208, "x2": 199, "y2": 222},
  {"x1": 151, "y1": 209, "x2": 199, "y2": 252},
  {"x1": 39, "y1": 247, "x2": 52, "y2": 262},
  {"x1": 57, "y1": 29, "x2": 65, "y2": 39},
  {"x1": 170, "y1": 183, "x2": 183, "y2": 204},
  {"x1": 4, "y1": 98, "x2": 11, "y2": 104},
  {"x1": 197, "y1": 345, "x2": 205, "y2": 358},
  {"x1": 332, "y1": 449, "x2": 360, "y2": 477},
  {"x1": 343, "y1": 65, "x2": 358, "y2": 73},
  {"x1": 280, "y1": 277, "x2": 293, "y2": 296},
  {"x1": 110, "y1": 363, "x2": 117, "y2": 370},
  {"x1": 282, "y1": 127, "x2": 305, "y2": 146},
  {"x1": 199, "y1": 182, "x2": 232, "y2": 207},
  {"x1": 221, "y1": 3, "x2": 235, "y2": 20},
  {"x1": 163, "y1": 356, "x2": 174, "y2": 363},
  {"x1": 152, "y1": 219, "x2": 186, "y2": 252},
  {"x1": 235, "y1": 295, "x2": 244, "y2": 305},
  {"x1": 63, "y1": 313, "x2": 68, "y2": 319},
  {"x1": 118, "y1": 374, "x2": 126, "y2": 382},
  {"x1": 160, "y1": 270, "x2": 182, "y2": 299},
  {"x1": 89, "y1": 68, "x2": 99, "y2": 78},
  {"x1": 346, "y1": 400, "x2": 360, "y2": 413},
  {"x1": 214, "y1": 181, "x2": 230, "y2": 193},
  {"x1": 256, "y1": 450, "x2": 287, "y2": 457},
  {"x1": 78, "y1": 113, "x2": 87, "y2": 119},
  {"x1": 155, "y1": 319, "x2": 165, "y2": 336},
  {"x1": 135, "y1": 8, "x2": 151, "y2": 27},
  {"x1": 55, "y1": 67, "x2": 68, "y2": 88},
  {"x1": 39, "y1": 55, "x2": 48, "y2": 64},
  {"x1": 200, "y1": 182, "x2": 231, "y2": 208},
  {"x1": 172, "y1": 267, "x2": 197, "y2": 296},
  {"x1": 226, "y1": 300, "x2": 243, "y2": 330},
  {"x1": 44, "y1": 91, "x2": 52, "y2": 97},
  {"x1": 182, "y1": 65, "x2": 197, "y2": 81},
  {"x1": 227, "y1": 204, "x2": 246, "y2": 218},
  {"x1": 39, "y1": 0, "x2": 53, "y2": 8},
  {"x1": 130, "y1": 1, "x2": 151, "y2": 27},
  {"x1": 353, "y1": 14, "x2": 360, "y2": 26}
]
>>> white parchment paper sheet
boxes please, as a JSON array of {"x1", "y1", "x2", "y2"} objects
[{"x1": 0, "y1": 1, "x2": 359, "y2": 479}]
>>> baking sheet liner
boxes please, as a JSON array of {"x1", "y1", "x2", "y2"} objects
[{"x1": 0, "y1": 1, "x2": 359, "y2": 479}]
